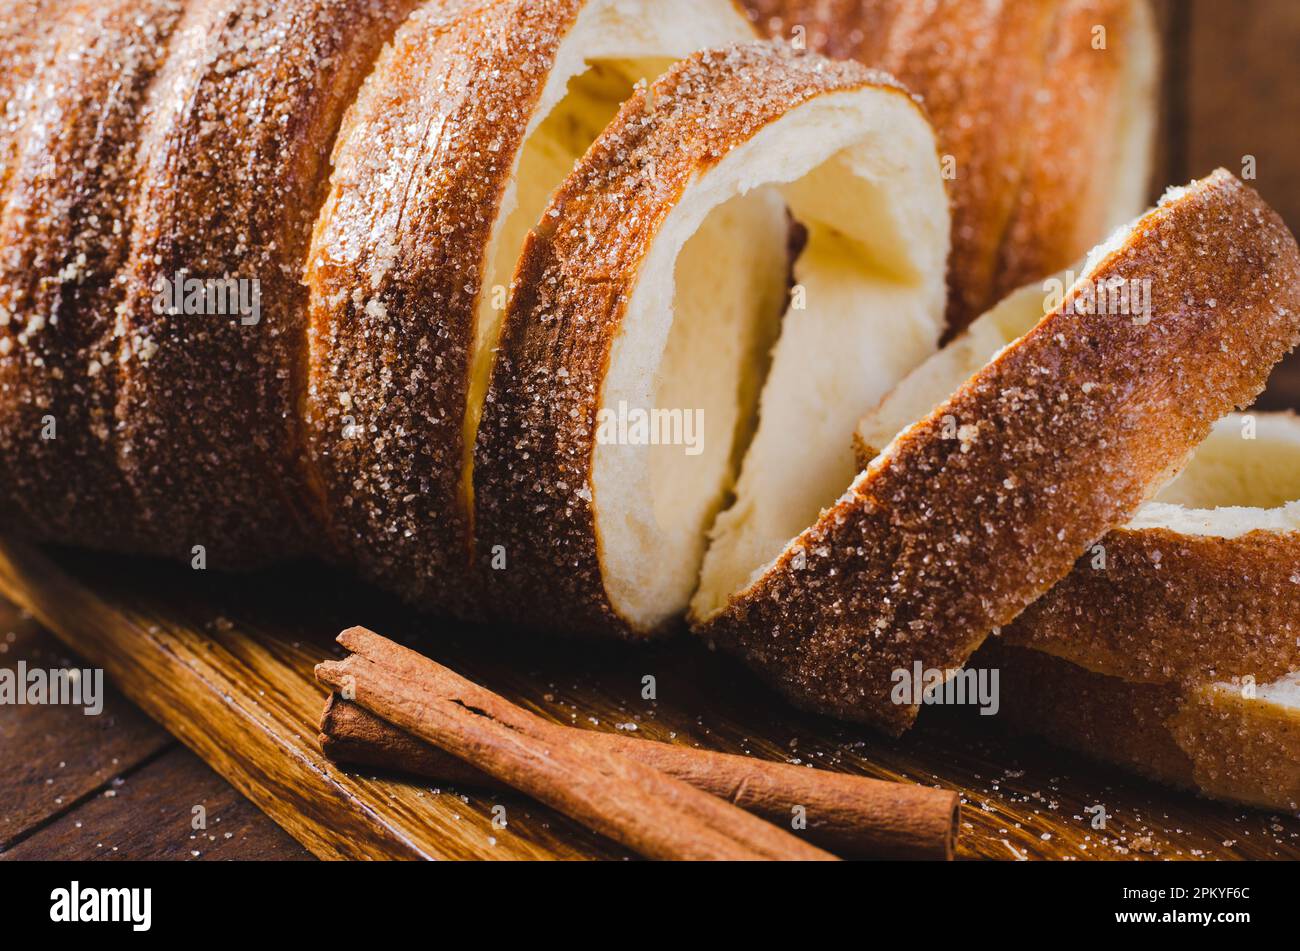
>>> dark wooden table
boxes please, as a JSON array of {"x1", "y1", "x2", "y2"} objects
[
  {"x1": 4, "y1": 0, "x2": 1299, "y2": 861},
  {"x1": 1162, "y1": 0, "x2": 1300, "y2": 407},
  {"x1": 0, "y1": 599, "x2": 311, "y2": 860}
]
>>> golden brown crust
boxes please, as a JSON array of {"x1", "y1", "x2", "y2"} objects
[
  {"x1": 862, "y1": 333, "x2": 1299, "y2": 691},
  {"x1": 875, "y1": 0, "x2": 1058, "y2": 334},
  {"x1": 994, "y1": 0, "x2": 1154, "y2": 303},
  {"x1": 1170, "y1": 681, "x2": 1300, "y2": 812},
  {"x1": 982, "y1": 643, "x2": 1197, "y2": 791},
  {"x1": 1005, "y1": 523, "x2": 1300, "y2": 686},
  {"x1": 740, "y1": 0, "x2": 896, "y2": 62},
  {"x1": 473, "y1": 45, "x2": 916, "y2": 639},
  {"x1": 697, "y1": 172, "x2": 1300, "y2": 735},
  {"x1": 989, "y1": 644, "x2": 1300, "y2": 812},
  {"x1": 304, "y1": 1, "x2": 755, "y2": 615},
  {"x1": 303, "y1": 0, "x2": 586, "y2": 615},
  {"x1": 0, "y1": 1, "x2": 65, "y2": 529},
  {"x1": 113, "y1": 0, "x2": 416, "y2": 566},
  {"x1": 0, "y1": 1, "x2": 59, "y2": 202},
  {"x1": 0, "y1": 1, "x2": 184, "y2": 549}
]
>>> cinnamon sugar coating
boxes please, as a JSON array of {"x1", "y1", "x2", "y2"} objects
[
  {"x1": 0, "y1": 0, "x2": 65, "y2": 532},
  {"x1": 1007, "y1": 521, "x2": 1300, "y2": 685},
  {"x1": 113, "y1": 0, "x2": 415, "y2": 565},
  {"x1": 304, "y1": 0, "x2": 586, "y2": 615},
  {"x1": 0, "y1": 0, "x2": 184, "y2": 549},
  {"x1": 995, "y1": 0, "x2": 1149, "y2": 303},
  {"x1": 991, "y1": 643, "x2": 1300, "y2": 812}
]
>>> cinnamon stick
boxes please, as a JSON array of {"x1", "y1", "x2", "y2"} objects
[
  {"x1": 320, "y1": 693, "x2": 959, "y2": 860},
  {"x1": 319, "y1": 628, "x2": 961, "y2": 857},
  {"x1": 316, "y1": 627, "x2": 836, "y2": 861}
]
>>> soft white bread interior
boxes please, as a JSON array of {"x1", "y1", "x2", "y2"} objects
[
  {"x1": 1132, "y1": 414, "x2": 1300, "y2": 537},
  {"x1": 742, "y1": 0, "x2": 1160, "y2": 333},
  {"x1": 595, "y1": 83, "x2": 950, "y2": 632},
  {"x1": 686, "y1": 128, "x2": 949, "y2": 622},
  {"x1": 463, "y1": 0, "x2": 757, "y2": 515},
  {"x1": 473, "y1": 46, "x2": 947, "y2": 639},
  {"x1": 596, "y1": 188, "x2": 789, "y2": 633},
  {"x1": 853, "y1": 276, "x2": 1057, "y2": 465}
]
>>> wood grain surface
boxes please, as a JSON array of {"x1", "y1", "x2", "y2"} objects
[
  {"x1": 3, "y1": 747, "x2": 312, "y2": 861},
  {"x1": 1, "y1": 539, "x2": 1297, "y2": 861},
  {"x1": 0, "y1": 599, "x2": 309, "y2": 860}
]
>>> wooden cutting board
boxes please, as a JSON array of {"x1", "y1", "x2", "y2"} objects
[{"x1": 1, "y1": 536, "x2": 1297, "y2": 861}]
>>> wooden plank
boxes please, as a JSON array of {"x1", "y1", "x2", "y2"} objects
[
  {"x1": 0, "y1": 601, "x2": 172, "y2": 850},
  {"x1": 1, "y1": 537, "x2": 1297, "y2": 860},
  {"x1": 1, "y1": 747, "x2": 313, "y2": 861},
  {"x1": 1, "y1": 595, "x2": 318, "y2": 860}
]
